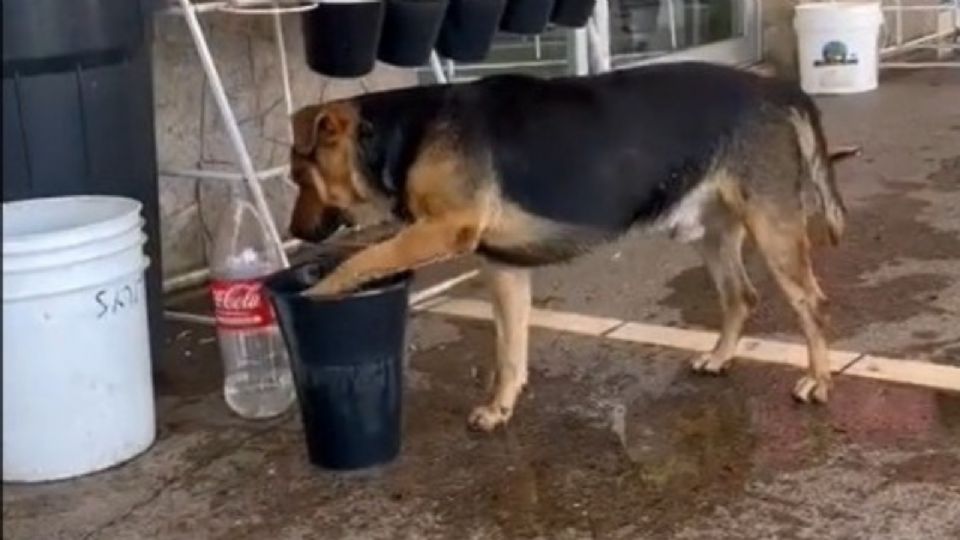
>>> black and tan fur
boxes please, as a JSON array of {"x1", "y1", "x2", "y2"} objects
[{"x1": 289, "y1": 62, "x2": 856, "y2": 432}]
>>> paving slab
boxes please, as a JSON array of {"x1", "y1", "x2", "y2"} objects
[{"x1": 5, "y1": 315, "x2": 960, "y2": 540}]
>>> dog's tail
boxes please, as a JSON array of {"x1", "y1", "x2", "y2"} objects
[{"x1": 790, "y1": 108, "x2": 848, "y2": 246}]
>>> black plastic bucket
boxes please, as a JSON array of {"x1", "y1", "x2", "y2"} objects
[
  {"x1": 301, "y1": 1, "x2": 385, "y2": 78},
  {"x1": 500, "y1": 0, "x2": 555, "y2": 35},
  {"x1": 436, "y1": 0, "x2": 507, "y2": 62},
  {"x1": 265, "y1": 257, "x2": 411, "y2": 470},
  {"x1": 378, "y1": 0, "x2": 450, "y2": 67},
  {"x1": 550, "y1": 0, "x2": 596, "y2": 28}
]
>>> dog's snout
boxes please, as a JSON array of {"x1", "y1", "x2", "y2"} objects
[{"x1": 290, "y1": 207, "x2": 351, "y2": 244}]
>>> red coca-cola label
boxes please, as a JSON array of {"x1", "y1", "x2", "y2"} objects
[{"x1": 210, "y1": 279, "x2": 276, "y2": 330}]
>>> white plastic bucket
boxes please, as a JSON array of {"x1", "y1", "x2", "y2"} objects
[
  {"x1": 3, "y1": 196, "x2": 156, "y2": 482},
  {"x1": 794, "y1": 1, "x2": 883, "y2": 95}
]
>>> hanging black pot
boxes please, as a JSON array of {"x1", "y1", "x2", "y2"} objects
[
  {"x1": 436, "y1": 0, "x2": 507, "y2": 62},
  {"x1": 301, "y1": 1, "x2": 385, "y2": 78},
  {"x1": 500, "y1": 0, "x2": 555, "y2": 35},
  {"x1": 378, "y1": 0, "x2": 450, "y2": 67},
  {"x1": 550, "y1": 0, "x2": 596, "y2": 28}
]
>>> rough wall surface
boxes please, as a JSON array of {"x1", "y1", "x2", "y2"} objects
[{"x1": 153, "y1": 13, "x2": 416, "y2": 277}]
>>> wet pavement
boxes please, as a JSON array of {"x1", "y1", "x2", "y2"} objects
[{"x1": 4, "y1": 69, "x2": 960, "y2": 539}]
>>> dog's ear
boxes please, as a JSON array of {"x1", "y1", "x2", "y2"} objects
[{"x1": 291, "y1": 104, "x2": 352, "y2": 156}]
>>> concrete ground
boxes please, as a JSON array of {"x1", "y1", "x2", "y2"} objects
[{"x1": 4, "y1": 69, "x2": 959, "y2": 540}]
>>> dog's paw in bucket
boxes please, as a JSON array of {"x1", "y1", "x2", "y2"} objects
[
  {"x1": 300, "y1": 270, "x2": 362, "y2": 298},
  {"x1": 301, "y1": 279, "x2": 345, "y2": 298}
]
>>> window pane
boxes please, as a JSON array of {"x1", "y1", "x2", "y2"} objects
[{"x1": 610, "y1": 0, "x2": 745, "y2": 56}]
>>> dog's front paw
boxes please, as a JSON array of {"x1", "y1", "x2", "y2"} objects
[
  {"x1": 792, "y1": 375, "x2": 831, "y2": 403},
  {"x1": 467, "y1": 404, "x2": 512, "y2": 432},
  {"x1": 691, "y1": 352, "x2": 733, "y2": 374},
  {"x1": 301, "y1": 275, "x2": 350, "y2": 298}
]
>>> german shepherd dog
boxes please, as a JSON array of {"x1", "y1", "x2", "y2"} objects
[{"x1": 289, "y1": 62, "x2": 856, "y2": 432}]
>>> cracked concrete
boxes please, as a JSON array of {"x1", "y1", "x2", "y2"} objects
[
  {"x1": 4, "y1": 70, "x2": 959, "y2": 539},
  {"x1": 4, "y1": 318, "x2": 959, "y2": 539}
]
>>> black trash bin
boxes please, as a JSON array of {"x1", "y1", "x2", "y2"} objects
[
  {"x1": 2, "y1": 0, "x2": 163, "y2": 365},
  {"x1": 266, "y1": 257, "x2": 412, "y2": 471}
]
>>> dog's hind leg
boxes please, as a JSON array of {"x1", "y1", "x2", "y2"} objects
[
  {"x1": 744, "y1": 206, "x2": 832, "y2": 403},
  {"x1": 468, "y1": 265, "x2": 532, "y2": 432},
  {"x1": 692, "y1": 200, "x2": 758, "y2": 374}
]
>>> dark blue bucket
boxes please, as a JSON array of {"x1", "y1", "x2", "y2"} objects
[{"x1": 265, "y1": 257, "x2": 411, "y2": 470}]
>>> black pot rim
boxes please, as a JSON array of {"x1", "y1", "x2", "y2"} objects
[{"x1": 265, "y1": 259, "x2": 412, "y2": 303}]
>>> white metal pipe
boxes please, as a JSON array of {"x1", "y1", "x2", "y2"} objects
[
  {"x1": 569, "y1": 27, "x2": 590, "y2": 76},
  {"x1": 588, "y1": 0, "x2": 612, "y2": 73},
  {"x1": 165, "y1": 311, "x2": 217, "y2": 326},
  {"x1": 881, "y1": 61, "x2": 960, "y2": 68},
  {"x1": 666, "y1": 0, "x2": 679, "y2": 50},
  {"x1": 895, "y1": 0, "x2": 904, "y2": 47},
  {"x1": 272, "y1": 2, "x2": 296, "y2": 142},
  {"x1": 881, "y1": 26, "x2": 959, "y2": 55},
  {"x1": 166, "y1": 268, "x2": 483, "y2": 327},
  {"x1": 165, "y1": 1, "x2": 229, "y2": 15},
  {"x1": 429, "y1": 51, "x2": 449, "y2": 83},
  {"x1": 409, "y1": 270, "x2": 480, "y2": 306},
  {"x1": 178, "y1": 0, "x2": 290, "y2": 267},
  {"x1": 217, "y1": 1, "x2": 320, "y2": 15},
  {"x1": 162, "y1": 165, "x2": 289, "y2": 182},
  {"x1": 881, "y1": 4, "x2": 960, "y2": 12},
  {"x1": 437, "y1": 59, "x2": 569, "y2": 71}
]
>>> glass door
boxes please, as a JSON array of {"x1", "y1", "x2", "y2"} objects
[
  {"x1": 607, "y1": 0, "x2": 759, "y2": 68},
  {"x1": 417, "y1": 0, "x2": 759, "y2": 82}
]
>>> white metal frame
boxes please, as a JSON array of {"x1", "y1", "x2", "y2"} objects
[
  {"x1": 162, "y1": 0, "x2": 305, "y2": 274},
  {"x1": 160, "y1": 1, "x2": 452, "y2": 294},
  {"x1": 880, "y1": 0, "x2": 960, "y2": 69}
]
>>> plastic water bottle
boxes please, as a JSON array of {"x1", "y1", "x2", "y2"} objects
[{"x1": 209, "y1": 199, "x2": 295, "y2": 419}]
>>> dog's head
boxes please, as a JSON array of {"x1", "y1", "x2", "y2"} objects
[{"x1": 288, "y1": 102, "x2": 386, "y2": 243}]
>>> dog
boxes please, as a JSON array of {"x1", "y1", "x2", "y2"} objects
[{"x1": 288, "y1": 62, "x2": 857, "y2": 432}]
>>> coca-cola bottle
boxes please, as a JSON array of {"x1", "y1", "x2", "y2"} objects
[{"x1": 209, "y1": 199, "x2": 295, "y2": 419}]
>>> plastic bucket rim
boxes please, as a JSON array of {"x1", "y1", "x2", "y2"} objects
[
  {"x1": 3, "y1": 217, "x2": 146, "y2": 265},
  {"x1": 794, "y1": 1, "x2": 882, "y2": 21},
  {"x1": 3, "y1": 230, "x2": 148, "y2": 275},
  {"x1": 265, "y1": 260, "x2": 413, "y2": 303},
  {"x1": 3, "y1": 195, "x2": 142, "y2": 254},
  {"x1": 794, "y1": 1, "x2": 881, "y2": 11},
  {"x1": 3, "y1": 256, "x2": 151, "y2": 303}
]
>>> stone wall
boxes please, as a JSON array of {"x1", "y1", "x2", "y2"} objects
[{"x1": 152, "y1": 12, "x2": 416, "y2": 277}]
